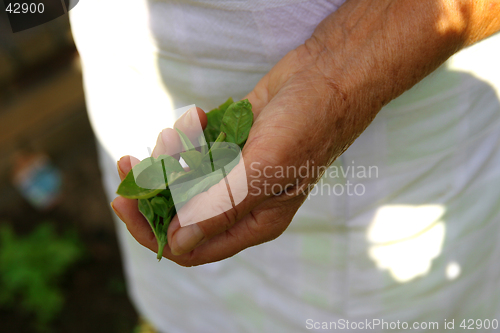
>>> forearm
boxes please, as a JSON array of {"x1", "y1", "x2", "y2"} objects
[{"x1": 305, "y1": 0, "x2": 500, "y2": 123}]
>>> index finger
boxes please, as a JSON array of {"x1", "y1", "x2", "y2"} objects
[
  {"x1": 152, "y1": 106, "x2": 207, "y2": 158},
  {"x1": 174, "y1": 106, "x2": 208, "y2": 146}
]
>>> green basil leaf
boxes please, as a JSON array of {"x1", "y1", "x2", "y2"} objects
[
  {"x1": 133, "y1": 160, "x2": 167, "y2": 191},
  {"x1": 204, "y1": 98, "x2": 233, "y2": 145},
  {"x1": 131, "y1": 156, "x2": 157, "y2": 176},
  {"x1": 199, "y1": 159, "x2": 214, "y2": 175},
  {"x1": 220, "y1": 99, "x2": 253, "y2": 145},
  {"x1": 171, "y1": 171, "x2": 225, "y2": 205},
  {"x1": 155, "y1": 215, "x2": 167, "y2": 260},
  {"x1": 211, "y1": 145, "x2": 240, "y2": 170},
  {"x1": 200, "y1": 142, "x2": 240, "y2": 174},
  {"x1": 161, "y1": 212, "x2": 174, "y2": 234},
  {"x1": 138, "y1": 199, "x2": 156, "y2": 229},
  {"x1": 204, "y1": 109, "x2": 224, "y2": 142},
  {"x1": 218, "y1": 97, "x2": 235, "y2": 113},
  {"x1": 202, "y1": 132, "x2": 228, "y2": 173},
  {"x1": 116, "y1": 157, "x2": 165, "y2": 199},
  {"x1": 159, "y1": 187, "x2": 172, "y2": 200},
  {"x1": 185, "y1": 172, "x2": 225, "y2": 202},
  {"x1": 156, "y1": 154, "x2": 184, "y2": 173},
  {"x1": 180, "y1": 150, "x2": 203, "y2": 170},
  {"x1": 167, "y1": 168, "x2": 203, "y2": 186},
  {"x1": 118, "y1": 155, "x2": 192, "y2": 199},
  {"x1": 116, "y1": 170, "x2": 164, "y2": 199},
  {"x1": 198, "y1": 136, "x2": 208, "y2": 156},
  {"x1": 150, "y1": 196, "x2": 172, "y2": 218},
  {"x1": 176, "y1": 128, "x2": 196, "y2": 151}
]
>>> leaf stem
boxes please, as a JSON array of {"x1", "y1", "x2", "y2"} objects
[
  {"x1": 207, "y1": 132, "x2": 227, "y2": 171},
  {"x1": 157, "y1": 240, "x2": 167, "y2": 261},
  {"x1": 215, "y1": 131, "x2": 226, "y2": 143}
]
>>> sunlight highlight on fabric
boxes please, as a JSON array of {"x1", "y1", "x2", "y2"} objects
[{"x1": 367, "y1": 205, "x2": 446, "y2": 283}]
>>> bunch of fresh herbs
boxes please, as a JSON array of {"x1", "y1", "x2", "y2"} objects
[{"x1": 116, "y1": 98, "x2": 253, "y2": 260}]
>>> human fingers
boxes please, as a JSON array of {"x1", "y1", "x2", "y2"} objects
[
  {"x1": 174, "y1": 106, "x2": 208, "y2": 146},
  {"x1": 166, "y1": 136, "x2": 304, "y2": 256},
  {"x1": 152, "y1": 106, "x2": 207, "y2": 158},
  {"x1": 164, "y1": 190, "x2": 305, "y2": 266},
  {"x1": 117, "y1": 155, "x2": 140, "y2": 180}
]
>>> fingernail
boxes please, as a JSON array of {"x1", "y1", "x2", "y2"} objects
[
  {"x1": 117, "y1": 159, "x2": 126, "y2": 179},
  {"x1": 152, "y1": 131, "x2": 166, "y2": 158},
  {"x1": 171, "y1": 223, "x2": 205, "y2": 255},
  {"x1": 110, "y1": 201, "x2": 124, "y2": 222},
  {"x1": 182, "y1": 107, "x2": 195, "y2": 128}
]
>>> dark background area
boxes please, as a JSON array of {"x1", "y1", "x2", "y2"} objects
[{"x1": 1, "y1": 10, "x2": 139, "y2": 333}]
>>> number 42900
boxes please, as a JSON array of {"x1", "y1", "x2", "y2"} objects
[{"x1": 6, "y1": 3, "x2": 45, "y2": 14}]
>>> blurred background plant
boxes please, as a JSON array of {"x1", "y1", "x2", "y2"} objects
[
  {"x1": 0, "y1": 222, "x2": 83, "y2": 332},
  {"x1": 1, "y1": 3, "x2": 141, "y2": 333}
]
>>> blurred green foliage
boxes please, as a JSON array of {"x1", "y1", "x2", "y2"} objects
[{"x1": 0, "y1": 222, "x2": 84, "y2": 331}]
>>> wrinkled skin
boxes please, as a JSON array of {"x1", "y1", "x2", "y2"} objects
[
  {"x1": 112, "y1": 43, "x2": 350, "y2": 266},
  {"x1": 111, "y1": 0, "x2": 500, "y2": 266}
]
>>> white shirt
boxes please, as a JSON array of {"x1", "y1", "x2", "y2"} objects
[{"x1": 70, "y1": 1, "x2": 500, "y2": 332}]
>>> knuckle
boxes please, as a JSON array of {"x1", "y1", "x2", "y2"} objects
[
  {"x1": 303, "y1": 34, "x2": 325, "y2": 60},
  {"x1": 196, "y1": 205, "x2": 238, "y2": 238},
  {"x1": 220, "y1": 208, "x2": 238, "y2": 231}
]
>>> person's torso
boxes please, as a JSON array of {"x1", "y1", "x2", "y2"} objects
[{"x1": 70, "y1": 2, "x2": 500, "y2": 331}]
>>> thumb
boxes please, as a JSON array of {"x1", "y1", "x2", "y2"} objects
[
  {"x1": 242, "y1": 74, "x2": 271, "y2": 119},
  {"x1": 167, "y1": 145, "x2": 301, "y2": 256},
  {"x1": 167, "y1": 157, "x2": 265, "y2": 255}
]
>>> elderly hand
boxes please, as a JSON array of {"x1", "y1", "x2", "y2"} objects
[
  {"x1": 111, "y1": 0, "x2": 500, "y2": 266},
  {"x1": 111, "y1": 40, "x2": 350, "y2": 266}
]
